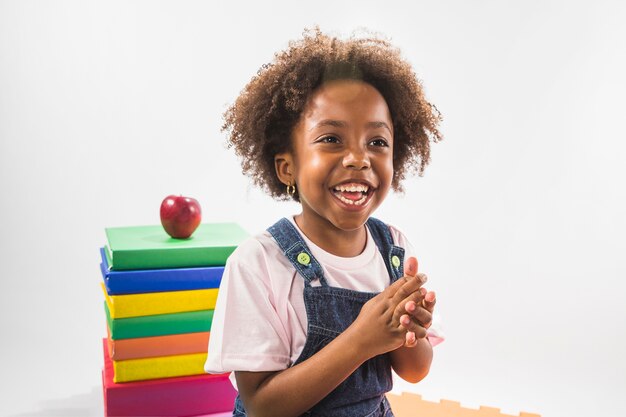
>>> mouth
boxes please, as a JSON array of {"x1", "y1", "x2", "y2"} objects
[{"x1": 330, "y1": 181, "x2": 375, "y2": 207}]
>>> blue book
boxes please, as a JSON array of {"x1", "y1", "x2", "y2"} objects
[{"x1": 99, "y1": 248, "x2": 224, "y2": 295}]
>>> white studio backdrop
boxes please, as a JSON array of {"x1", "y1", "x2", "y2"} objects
[{"x1": 1, "y1": 1, "x2": 625, "y2": 416}]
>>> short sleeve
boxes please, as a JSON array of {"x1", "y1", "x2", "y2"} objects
[
  {"x1": 389, "y1": 224, "x2": 445, "y2": 347},
  {"x1": 205, "y1": 238, "x2": 292, "y2": 374}
]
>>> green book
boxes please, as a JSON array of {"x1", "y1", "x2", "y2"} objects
[
  {"x1": 104, "y1": 223, "x2": 248, "y2": 270},
  {"x1": 105, "y1": 302, "x2": 214, "y2": 340}
]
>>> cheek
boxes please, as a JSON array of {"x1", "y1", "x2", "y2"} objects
[
  {"x1": 379, "y1": 158, "x2": 395, "y2": 187},
  {"x1": 297, "y1": 154, "x2": 328, "y2": 182},
  {"x1": 297, "y1": 153, "x2": 330, "y2": 193},
  {"x1": 307, "y1": 153, "x2": 327, "y2": 170}
]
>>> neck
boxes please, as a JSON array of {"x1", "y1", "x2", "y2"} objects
[{"x1": 294, "y1": 213, "x2": 367, "y2": 257}]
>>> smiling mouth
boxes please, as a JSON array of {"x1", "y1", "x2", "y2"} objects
[{"x1": 331, "y1": 183, "x2": 373, "y2": 207}]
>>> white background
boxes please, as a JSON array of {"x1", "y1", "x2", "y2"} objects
[{"x1": 1, "y1": 1, "x2": 625, "y2": 416}]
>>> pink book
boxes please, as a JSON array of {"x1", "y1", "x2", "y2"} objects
[
  {"x1": 102, "y1": 339, "x2": 236, "y2": 416},
  {"x1": 191, "y1": 414, "x2": 233, "y2": 417}
]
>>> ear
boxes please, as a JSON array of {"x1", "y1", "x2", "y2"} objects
[{"x1": 274, "y1": 152, "x2": 295, "y2": 186}]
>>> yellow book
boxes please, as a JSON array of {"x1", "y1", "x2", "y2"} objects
[
  {"x1": 113, "y1": 352, "x2": 208, "y2": 383},
  {"x1": 101, "y1": 283, "x2": 218, "y2": 319}
]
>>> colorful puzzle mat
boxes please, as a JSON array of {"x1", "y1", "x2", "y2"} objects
[{"x1": 386, "y1": 392, "x2": 541, "y2": 417}]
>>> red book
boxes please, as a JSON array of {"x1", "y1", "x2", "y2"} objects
[{"x1": 102, "y1": 339, "x2": 236, "y2": 416}]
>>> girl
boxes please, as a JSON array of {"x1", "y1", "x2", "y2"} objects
[{"x1": 206, "y1": 28, "x2": 444, "y2": 417}]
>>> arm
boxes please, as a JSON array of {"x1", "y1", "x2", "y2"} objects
[
  {"x1": 235, "y1": 324, "x2": 369, "y2": 417},
  {"x1": 236, "y1": 271, "x2": 427, "y2": 417},
  {"x1": 389, "y1": 336, "x2": 433, "y2": 383}
]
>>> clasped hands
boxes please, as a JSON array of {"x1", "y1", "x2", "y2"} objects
[
  {"x1": 397, "y1": 256, "x2": 436, "y2": 348},
  {"x1": 352, "y1": 255, "x2": 437, "y2": 356}
]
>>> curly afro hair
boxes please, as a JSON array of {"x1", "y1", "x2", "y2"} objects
[{"x1": 222, "y1": 28, "x2": 442, "y2": 201}]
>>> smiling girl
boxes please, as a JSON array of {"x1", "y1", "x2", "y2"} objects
[{"x1": 205, "y1": 28, "x2": 444, "y2": 417}]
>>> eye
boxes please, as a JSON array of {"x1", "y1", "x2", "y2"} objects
[
  {"x1": 369, "y1": 138, "x2": 389, "y2": 147},
  {"x1": 316, "y1": 135, "x2": 341, "y2": 144}
]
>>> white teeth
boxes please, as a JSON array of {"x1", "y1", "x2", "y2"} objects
[
  {"x1": 332, "y1": 182, "x2": 371, "y2": 206},
  {"x1": 333, "y1": 183, "x2": 369, "y2": 193},
  {"x1": 336, "y1": 193, "x2": 368, "y2": 206}
]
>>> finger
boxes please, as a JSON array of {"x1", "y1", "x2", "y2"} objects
[
  {"x1": 399, "y1": 314, "x2": 411, "y2": 328},
  {"x1": 411, "y1": 307, "x2": 433, "y2": 328},
  {"x1": 400, "y1": 304, "x2": 432, "y2": 328},
  {"x1": 404, "y1": 257, "x2": 418, "y2": 277},
  {"x1": 404, "y1": 331, "x2": 417, "y2": 347},
  {"x1": 399, "y1": 313, "x2": 429, "y2": 337},
  {"x1": 391, "y1": 273, "x2": 428, "y2": 304},
  {"x1": 386, "y1": 273, "x2": 427, "y2": 299},
  {"x1": 410, "y1": 273, "x2": 427, "y2": 288},
  {"x1": 404, "y1": 288, "x2": 426, "y2": 313},
  {"x1": 382, "y1": 273, "x2": 411, "y2": 296},
  {"x1": 400, "y1": 316, "x2": 428, "y2": 340},
  {"x1": 421, "y1": 291, "x2": 436, "y2": 312},
  {"x1": 393, "y1": 287, "x2": 426, "y2": 325}
]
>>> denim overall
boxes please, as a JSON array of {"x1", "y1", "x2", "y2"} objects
[{"x1": 233, "y1": 217, "x2": 405, "y2": 417}]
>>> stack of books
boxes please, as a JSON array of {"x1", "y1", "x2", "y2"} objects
[{"x1": 99, "y1": 223, "x2": 248, "y2": 417}]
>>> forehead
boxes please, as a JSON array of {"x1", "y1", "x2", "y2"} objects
[{"x1": 302, "y1": 80, "x2": 392, "y2": 127}]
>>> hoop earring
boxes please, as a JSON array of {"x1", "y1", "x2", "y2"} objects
[{"x1": 286, "y1": 182, "x2": 296, "y2": 196}]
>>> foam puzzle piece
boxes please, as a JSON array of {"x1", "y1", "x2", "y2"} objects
[{"x1": 386, "y1": 393, "x2": 541, "y2": 417}]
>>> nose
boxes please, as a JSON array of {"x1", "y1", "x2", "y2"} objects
[{"x1": 342, "y1": 144, "x2": 370, "y2": 170}]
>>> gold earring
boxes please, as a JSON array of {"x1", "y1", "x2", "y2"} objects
[{"x1": 286, "y1": 182, "x2": 296, "y2": 196}]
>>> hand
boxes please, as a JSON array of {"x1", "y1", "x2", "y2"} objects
[
  {"x1": 350, "y1": 257, "x2": 427, "y2": 358},
  {"x1": 398, "y1": 257, "x2": 436, "y2": 348}
]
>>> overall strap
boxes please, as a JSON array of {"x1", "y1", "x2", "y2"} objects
[
  {"x1": 366, "y1": 217, "x2": 406, "y2": 282},
  {"x1": 267, "y1": 218, "x2": 328, "y2": 287}
]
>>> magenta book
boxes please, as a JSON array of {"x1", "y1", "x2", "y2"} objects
[{"x1": 102, "y1": 339, "x2": 236, "y2": 416}]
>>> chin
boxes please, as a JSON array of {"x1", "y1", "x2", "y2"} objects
[{"x1": 328, "y1": 208, "x2": 377, "y2": 231}]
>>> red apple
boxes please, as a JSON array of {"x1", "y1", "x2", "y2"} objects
[{"x1": 160, "y1": 195, "x2": 202, "y2": 239}]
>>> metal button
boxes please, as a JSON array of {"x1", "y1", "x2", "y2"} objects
[{"x1": 391, "y1": 255, "x2": 401, "y2": 269}]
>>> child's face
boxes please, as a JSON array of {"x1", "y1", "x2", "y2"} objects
[{"x1": 279, "y1": 79, "x2": 394, "y2": 232}]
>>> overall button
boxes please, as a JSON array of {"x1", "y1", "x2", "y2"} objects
[
  {"x1": 297, "y1": 252, "x2": 311, "y2": 266},
  {"x1": 391, "y1": 255, "x2": 401, "y2": 269}
]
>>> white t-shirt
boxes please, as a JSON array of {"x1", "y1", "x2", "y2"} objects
[{"x1": 205, "y1": 217, "x2": 444, "y2": 387}]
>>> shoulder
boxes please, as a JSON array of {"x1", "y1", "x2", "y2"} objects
[
  {"x1": 387, "y1": 223, "x2": 411, "y2": 247},
  {"x1": 223, "y1": 229, "x2": 294, "y2": 282},
  {"x1": 368, "y1": 218, "x2": 412, "y2": 247},
  {"x1": 227, "y1": 230, "x2": 279, "y2": 264},
  {"x1": 228, "y1": 230, "x2": 262, "y2": 253},
  {"x1": 370, "y1": 219, "x2": 415, "y2": 258}
]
